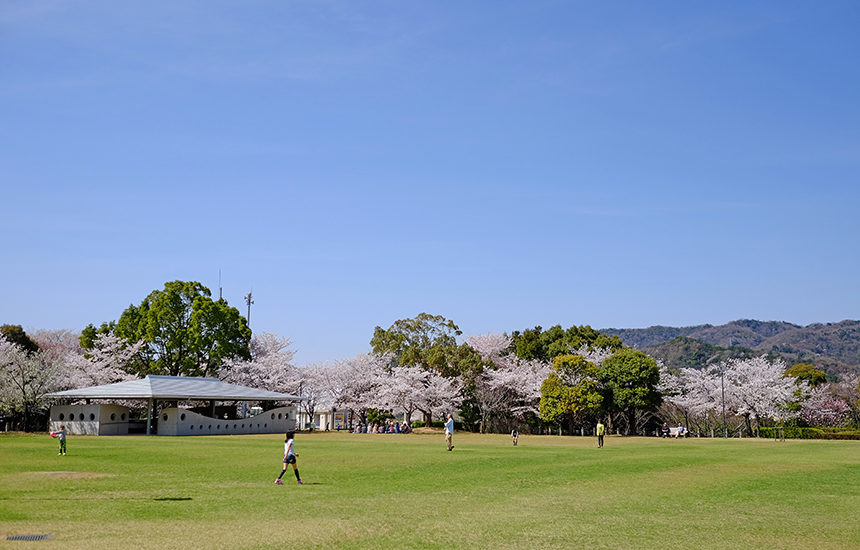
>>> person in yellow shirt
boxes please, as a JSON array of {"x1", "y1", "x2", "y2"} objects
[{"x1": 596, "y1": 420, "x2": 605, "y2": 448}]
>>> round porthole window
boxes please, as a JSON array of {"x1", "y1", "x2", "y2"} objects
[
  {"x1": 121, "y1": 413, "x2": 126, "y2": 421},
  {"x1": 271, "y1": 413, "x2": 275, "y2": 420},
  {"x1": 190, "y1": 425, "x2": 194, "y2": 430},
  {"x1": 162, "y1": 414, "x2": 168, "y2": 422},
  {"x1": 264, "y1": 423, "x2": 267, "y2": 428},
  {"x1": 199, "y1": 425, "x2": 203, "y2": 430},
  {"x1": 90, "y1": 413, "x2": 96, "y2": 421},
  {"x1": 59, "y1": 413, "x2": 65, "y2": 420},
  {"x1": 180, "y1": 413, "x2": 186, "y2": 421},
  {"x1": 110, "y1": 413, "x2": 116, "y2": 421},
  {"x1": 217, "y1": 425, "x2": 220, "y2": 430},
  {"x1": 241, "y1": 424, "x2": 245, "y2": 428},
  {"x1": 208, "y1": 425, "x2": 212, "y2": 430}
]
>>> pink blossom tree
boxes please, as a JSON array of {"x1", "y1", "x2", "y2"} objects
[
  {"x1": 723, "y1": 356, "x2": 808, "y2": 434},
  {"x1": 220, "y1": 332, "x2": 300, "y2": 395},
  {"x1": 376, "y1": 365, "x2": 429, "y2": 425},
  {"x1": 294, "y1": 363, "x2": 334, "y2": 430},
  {"x1": 467, "y1": 333, "x2": 551, "y2": 432},
  {"x1": 829, "y1": 374, "x2": 860, "y2": 425},
  {"x1": 415, "y1": 370, "x2": 463, "y2": 425},
  {"x1": 800, "y1": 386, "x2": 850, "y2": 427},
  {"x1": 327, "y1": 353, "x2": 390, "y2": 426},
  {"x1": 62, "y1": 333, "x2": 142, "y2": 390},
  {"x1": 0, "y1": 336, "x2": 65, "y2": 430},
  {"x1": 659, "y1": 364, "x2": 730, "y2": 435}
]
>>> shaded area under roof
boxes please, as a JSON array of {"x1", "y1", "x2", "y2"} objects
[{"x1": 45, "y1": 375, "x2": 302, "y2": 402}]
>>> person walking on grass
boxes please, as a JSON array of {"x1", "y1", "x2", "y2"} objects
[
  {"x1": 275, "y1": 431, "x2": 302, "y2": 485},
  {"x1": 511, "y1": 428, "x2": 519, "y2": 446},
  {"x1": 596, "y1": 419, "x2": 605, "y2": 448},
  {"x1": 445, "y1": 413, "x2": 454, "y2": 451}
]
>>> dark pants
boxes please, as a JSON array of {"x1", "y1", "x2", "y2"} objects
[{"x1": 597, "y1": 435, "x2": 604, "y2": 448}]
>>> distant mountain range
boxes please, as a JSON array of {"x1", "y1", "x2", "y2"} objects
[{"x1": 601, "y1": 319, "x2": 860, "y2": 378}]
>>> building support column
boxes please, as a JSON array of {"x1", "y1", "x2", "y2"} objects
[{"x1": 146, "y1": 398, "x2": 153, "y2": 435}]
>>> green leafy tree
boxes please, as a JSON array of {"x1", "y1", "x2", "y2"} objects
[
  {"x1": 370, "y1": 313, "x2": 471, "y2": 424},
  {"x1": 784, "y1": 363, "x2": 827, "y2": 388},
  {"x1": 598, "y1": 349, "x2": 662, "y2": 435},
  {"x1": 0, "y1": 325, "x2": 40, "y2": 355},
  {"x1": 512, "y1": 325, "x2": 623, "y2": 362},
  {"x1": 370, "y1": 313, "x2": 463, "y2": 376},
  {"x1": 539, "y1": 354, "x2": 603, "y2": 433},
  {"x1": 83, "y1": 281, "x2": 251, "y2": 377}
]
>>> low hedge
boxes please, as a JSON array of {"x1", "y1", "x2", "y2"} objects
[
  {"x1": 412, "y1": 420, "x2": 464, "y2": 430},
  {"x1": 759, "y1": 426, "x2": 860, "y2": 440}
]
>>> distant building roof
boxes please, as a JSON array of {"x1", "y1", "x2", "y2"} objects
[{"x1": 45, "y1": 375, "x2": 302, "y2": 402}]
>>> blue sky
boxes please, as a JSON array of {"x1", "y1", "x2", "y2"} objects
[{"x1": 2, "y1": 1, "x2": 859, "y2": 365}]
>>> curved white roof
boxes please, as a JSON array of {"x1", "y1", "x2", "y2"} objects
[{"x1": 45, "y1": 375, "x2": 302, "y2": 401}]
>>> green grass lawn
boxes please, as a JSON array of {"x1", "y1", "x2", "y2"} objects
[{"x1": 1, "y1": 431, "x2": 858, "y2": 549}]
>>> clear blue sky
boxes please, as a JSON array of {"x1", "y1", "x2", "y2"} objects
[{"x1": 2, "y1": 1, "x2": 859, "y2": 365}]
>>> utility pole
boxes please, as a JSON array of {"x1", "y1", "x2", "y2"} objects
[
  {"x1": 721, "y1": 364, "x2": 727, "y2": 438},
  {"x1": 722, "y1": 339, "x2": 731, "y2": 438},
  {"x1": 244, "y1": 291, "x2": 254, "y2": 328}
]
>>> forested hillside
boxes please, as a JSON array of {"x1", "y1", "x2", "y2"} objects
[{"x1": 602, "y1": 320, "x2": 860, "y2": 377}]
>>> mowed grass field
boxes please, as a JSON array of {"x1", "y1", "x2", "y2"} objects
[{"x1": 1, "y1": 431, "x2": 858, "y2": 550}]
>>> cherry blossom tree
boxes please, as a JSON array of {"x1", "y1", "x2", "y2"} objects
[
  {"x1": 467, "y1": 333, "x2": 512, "y2": 362},
  {"x1": 220, "y1": 332, "x2": 300, "y2": 395},
  {"x1": 800, "y1": 386, "x2": 850, "y2": 427},
  {"x1": 376, "y1": 365, "x2": 429, "y2": 425},
  {"x1": 723, "y1": 356, "x2": 808, "y2": 434},
  {"x1": 2, "y1": 330, "x2": 148, "y2": 430},
  {"x1": 29, "y1": 329, "x2": 81, "y2": 361},
  {"x1": 290, "y1": 363, "x2": 330, "y2": 429},
  {"x1": 415, "y1": 370, "x2": 463, "y2": 424},
  {"x1": 662, "y1": 366, "x2": 723, "y2": 417},
  {"x1": 659, "y1": 364, "x2": 730, "y2": 435},
  {"x1": 570, "y1": 344, "x2": 615, "y2": 368},
  {"x1": 58, "y1": 333, "x2": 143, "y2": 390},
  {"x1": 829, "y1": 374, "x2": 860, "y2": 425},
  {"x1": 467, "y1": 333, "x2": 551, "y2": 432},
  {"x1": 0, "y1": 336, "x2": 64, "y2": 430},
  {"x1": 323, "y1": 353, "x2": 390, "y2": 426}
]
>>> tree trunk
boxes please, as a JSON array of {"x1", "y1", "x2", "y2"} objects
[{"x1": 423, "y1": 410, "x2": 432, "y2": 427}]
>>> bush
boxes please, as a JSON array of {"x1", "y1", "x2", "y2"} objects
[
  {"x1": 759, "y1": 427, "x2": 860, "y2": 440},
  {"x1": 411, "y1": 420, "x2": 458, "y2": 429}
]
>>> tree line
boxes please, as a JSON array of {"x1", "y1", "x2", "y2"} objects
[{"x1": 2, "y1": 280, "x2": 858, "y2": 434}]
